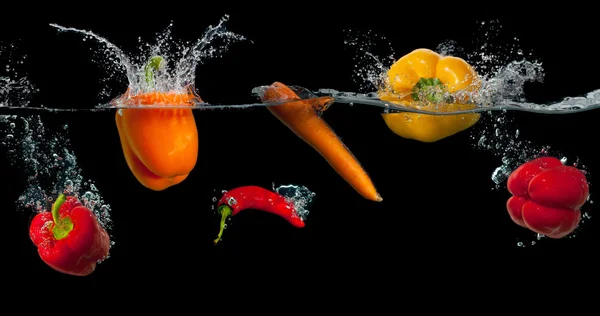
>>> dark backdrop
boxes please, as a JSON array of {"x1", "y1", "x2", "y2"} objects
[{"x1": 1, "y1": 6, "x2": 598, "y2": 296}]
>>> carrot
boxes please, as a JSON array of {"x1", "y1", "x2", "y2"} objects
[
  {"x1": 260, "y1": 82, "x2": 382, "y2": 202},
  {"x1": 113, "y1": 56, "x2": 200, "y2": 191}
]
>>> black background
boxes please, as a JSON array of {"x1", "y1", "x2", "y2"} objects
[{"x1": 1, "y1": 5, "x2": 599, "y2": 298}]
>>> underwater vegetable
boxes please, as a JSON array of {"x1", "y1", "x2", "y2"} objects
[
  {"x1": 378, "y1": 48, "x2": 481, "y2": 142},
  {"x1": 259, "y1": 82, "x2": 382, "y2": 202},
  {"x1": 214, "y1": 185, "x2": 306, "y2": 244},
  {"x1": 29, "y1": 194, "x2": 110, "y2": 276},
  {"x1": 114, "y1": 56, "x2": 199, "y2": 191},
  {"x1": 506, "y1": 156, "x2": 589, "y2": 239}
]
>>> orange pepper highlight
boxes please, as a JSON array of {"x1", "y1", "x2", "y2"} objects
[
  {"x1": 113, "y1": 56, "x2": 199, "y2": 191},
  {"x1": 260, "y1": 82, "x2": 382, "y2": 202}
]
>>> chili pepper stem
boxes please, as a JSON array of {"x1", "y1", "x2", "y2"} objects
[
  {"x1": 144, "y1": 55, "x2": 165, "y2": 89},
  {"x1": 50, "y1": 193, "x2": 73, "y2": 240},
  {"x1": 213, "y1": 205, "x2": 233, "y2": 245}
]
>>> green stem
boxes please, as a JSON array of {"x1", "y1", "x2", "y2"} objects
[
  {"x1": 50, "y1": 193, "x2": 73, "y2": 240},
  {"x1": 411, "y1": 77, "x2": 453, "y2": 103},
  {"x1": 144, "y1": 55, "x2": 165, "y2": 89},
  {"x1": 51, "y1": 193, "x2": 67, "y2": 225},
  {"x1": 213, "y1": 205, "x2": 232, "y2": 245}
]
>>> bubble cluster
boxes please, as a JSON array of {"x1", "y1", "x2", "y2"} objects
[
  {"x1": 273, "y1": 183, "x2": 316, "y2": 221},
  {"x1": 0, "y1": 115, "x2": 114, "y2": 234},
  {"x1": 0, "y1": 42, "x2": 38, "y2": 107}
]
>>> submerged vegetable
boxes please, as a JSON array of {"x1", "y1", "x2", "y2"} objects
[
  {"x1": 260, "y1": 82, "x2": 382, "y2": 202},
  {"x1": 378, "y1": 48, "x2": 481, "y2": 142},
  {"x1": 114, "y1": 56, "x2": 199, "y2": 191}
]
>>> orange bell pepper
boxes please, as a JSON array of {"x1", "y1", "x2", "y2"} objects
[
  {"x1": 114, "y1": 56, "x2": 199, "y2": 191},
  {"x1": 378, "y1": 48, "x2": 481, "y2": 142}
]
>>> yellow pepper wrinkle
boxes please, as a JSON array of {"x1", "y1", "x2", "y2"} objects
[{"x1": 378, "y1": 48, "x2": 481, "y2": 143}]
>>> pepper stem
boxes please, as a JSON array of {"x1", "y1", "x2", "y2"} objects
[
  {"x1": 411, "y1": 77, "x2": 453, "y2": 103},
  {"x1": 213, "y1": 205, "x2": 232, "y2": 245},
  {"x1": 50, "y1": 194, "x2": 73, "y2": 240},
  {"x1": 144, "y1": 55, "x2": 165, "y2": 89},
  {"x1": 51, "y1": 193, "x2": 66, "y2": 225}
]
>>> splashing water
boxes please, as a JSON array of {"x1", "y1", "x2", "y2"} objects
[
  {"x1": 339, "y1": 20, "x2": 599, "y2": 114},
  {"x1": 50, "y1": 15, "x2": 247, "y2": 105},
  {"x1": 0, "y1": 42, "x2": 38, "y2": 108},
  {"x1": 464, "y1": 22, "x2": 595, "y2": 246},
  {"x1": 345, "y1": 19, "x2": 594, "y2": 246},
  {"x1": 0, "y1": 115, "x2": 115, "y2": 251},
  {"x1": 272, "y1": 183, "x2": 316, "y2": 221}
]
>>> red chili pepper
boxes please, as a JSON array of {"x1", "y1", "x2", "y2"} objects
[
  {"x1": 29, "y1": 193, "x2": 111, "y2": 276},
  {"x1": 214, "y1": 186, "x2": 306, "y2": 244},
  {"x1": 506, "y1": 156, "x2": 589, "y2": 239}
]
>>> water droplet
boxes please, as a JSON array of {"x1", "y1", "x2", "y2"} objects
[
  {"x1": 212, "y1": 197, "x2": 217, "y2": 202},
  {"x1": 560, "y1": 157, "x2": 567, "y2": 164},
  {"x1": 478, "y1": 136, "x2": 486, "y2": 146},
  {"x1": 536, "y1": 233, "x2": 545, "y2": 240},
  {"x1": 517, "y1": 241, "x2": 524, "y2": 247},
  {"x1": 9, "y1": 122, "x2": 15, "y2": 128}
]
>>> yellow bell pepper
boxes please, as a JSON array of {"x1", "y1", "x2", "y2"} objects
[{"x1": 378, "y1": 48, "x2": 481, "y2": 143}]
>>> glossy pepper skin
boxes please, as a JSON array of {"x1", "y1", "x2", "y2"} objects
[
  {"x1": 29, "y1": 194, "x2": 110, "y2": 276},
  {"x1": 114, "y1": 56, "x2": 199, "y2": 191},
  {"x1": 115, "y1": 91, "x2": 199, "y2": 191},
  {"x1": 214, "y1": 186, "x2": 305, "y2": 244},
  {"x1": 378, "y1": 48, "x2": 481, "y2": 142},
  {"x1": 506, "y1": 157, "x2": 589, "y2": 239}
]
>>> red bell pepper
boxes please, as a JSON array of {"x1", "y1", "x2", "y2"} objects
[
  {"x1": 506, "y1": 156, "x2": 589, "y2": 239},
  {"x1": 29, "y1": 193, "x2": 111, "y2": 276}
]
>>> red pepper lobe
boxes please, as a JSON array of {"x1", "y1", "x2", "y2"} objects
[
  {"x1": 66, "y1": 206, "x2": 111, "y2": 260},
  {"x1": 29, "y1": 212, "x2": 55, "y2": 246},
  {"x1": 506, "y1": 196, "x2": 528, "y2": 228},
  {"x1": 506, "y1": 156, "x2": 563, "y2": 197},
  {"x1": 528, "y1": 165, "x2": 589, "y2": 210},
  {"x1": 521, "y1": 200, "x2": 581, "y2": 239}
]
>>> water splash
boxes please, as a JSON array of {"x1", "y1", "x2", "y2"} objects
[
  {"x1": 0, "y1": 115, "x2": 114, "y2": 245},
  {"x1": 345, "y1": 19, "x2": 594, "y2": 246},
  {"x1": 50, "y1": 15, "x2": 247, "y2": 104},
  {"x1": 0, "y1": 42, "x2": 38, "y2": 108},
  {"x1": 343, "y1": 19, "x2": 598, "y2": 113},
  {"x1": 344, "y1": 29, "x2": 396, "y2": 93},
  {"x1": 272, "y1": 183, "x2": 316, "y2": 221}
]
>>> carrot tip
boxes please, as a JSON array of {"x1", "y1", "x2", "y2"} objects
[{"x1": 374, "y1": 194, "x2": 383, "y2": 202}]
